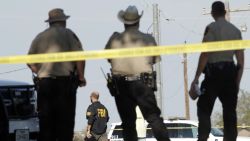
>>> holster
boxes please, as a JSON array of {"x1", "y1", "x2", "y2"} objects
[
  {"x1": 32, "y1": 74, "x2": 39, "y2": 90},
  {"x1": 141, "y1": 71, "x2": 157, "y2": 91},
  {"x1": 107, "y1": 73, "x2": 119, "y2": 97}
]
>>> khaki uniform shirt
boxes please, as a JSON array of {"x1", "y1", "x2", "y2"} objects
[
  {"x1": 203, "y1": 17, "x2": 242, "y2": 63},
  {"x1": 28, "y1": 25, "x2": 83, "y2": 78},
  {"x1": 105, "y1": 27, "x2": 160, "y2": 75}
]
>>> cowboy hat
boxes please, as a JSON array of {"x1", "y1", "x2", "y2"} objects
[
  {"x1": 45, "y1": 8, "x2": 70, "y2": 23},
  {"x1": 118, "y1": 5, "x2": 143, "y2": 25}
]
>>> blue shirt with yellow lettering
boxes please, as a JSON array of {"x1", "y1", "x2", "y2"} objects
[{"x1": 86, "y1": 101, "x2": 109, "y2": 134}]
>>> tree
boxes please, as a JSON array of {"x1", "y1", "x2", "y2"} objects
[{"x1": 213, "y1": 90, "x2": 250, "y2": 127}]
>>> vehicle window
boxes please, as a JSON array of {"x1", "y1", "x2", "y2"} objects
[
  {"x1": 111, "y1": 125, "x2": 123, "y2": 139},
  {"x1": 0, "y1": 86, "x2": 36, "y2": 117},
  {"x1": 211, "y1": 128, "x2": 223, "y2": 137},
  {"x1": 168, "y1": 123, "x2": 197, "y2": 138},
  {"x1": 146, "y1": 123, "x2": 197, "y2": 138}
]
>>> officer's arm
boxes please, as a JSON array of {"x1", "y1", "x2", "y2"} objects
[
  {"x1": 27, "y1": 36, "x2": 39, "y2": 74},
  {"x1": 71, "y1": 32, "x2": 86, "y2": 87},
  {"x1": 105, "y1": 32, "x2": 120, "y2": 63},
  {"x1": 86, "y1": 106, "x2": 95, "y2": 132},
  {"x1": 87, "y1": 125, "x2": 92, "y2": 134},
  {"x1": 192, "y1": 26, "x2": 212, "y2": 83},
  {"x1": 193, "y1": 53, "x2": 209, "y2": 83},
  {"x1": 235, "y1": 50, "x2": 244, "y2": 89},
  {"x1": 76, "y1": 61, "x2": 86, "y2": 87},
  {"x1": 150, "y1": 35, "x2": 161, "y2": 64}
]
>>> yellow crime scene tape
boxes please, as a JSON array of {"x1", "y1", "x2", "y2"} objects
[{"x1": 0, "y1": 40, "x2": 249, "y2": 64}]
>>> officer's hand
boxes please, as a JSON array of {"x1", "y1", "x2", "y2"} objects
[
  {"x1": 191, "y1": 78, "x2": 199, "y2": 90},
  {"x1": 86, "y1": 130, "x2": 92, "y2": 138},
  {"x1": 79, "y1": 77, "x2": 87, "y2": 87}
]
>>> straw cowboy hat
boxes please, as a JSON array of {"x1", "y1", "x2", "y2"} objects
[
  {"x1": 45, "y1": 8, "x2": 70, "y2": 23},
  {"x1": 118, "y1": 5, "x2": 143, "y2": 25}
]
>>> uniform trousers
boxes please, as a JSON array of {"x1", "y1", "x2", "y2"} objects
[
  {"x1": 114, "y1": 78, "x2": 170, "y2": 141},
  {"x1": 37, "y1": 77, "x2": 77, "y2": 141},
  {"x1": 197, "y1": 62, "x2": 238, "y2": 141}
]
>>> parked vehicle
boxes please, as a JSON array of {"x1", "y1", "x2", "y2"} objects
[
  {"x1": 108, "y1": 119, "x2": 250, "y2": 141},
  {"x1": 0, "y1": 80, "x2": 39, "y2": 141}
]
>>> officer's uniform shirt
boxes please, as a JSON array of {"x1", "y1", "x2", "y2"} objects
[
  {"x1": 105, "y1": 27, "x2": 160, "y2": 75},
  {"x1": 28, "y1": 25, "x2": 83, "y2": 78},
  {"x1": 86, "y1": 101, "x2": 109, "y2": 134},
  {"x1": 203, "y1": 17, "x2": 242, "y2": 63}
]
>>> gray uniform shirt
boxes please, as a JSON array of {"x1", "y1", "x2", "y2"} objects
[
  {"x1": 28, "y1": 25, "x2": 83, "y2": 78},
  {"x1": 203, "y1": 17, "x2": 242, "y2": 63},
  {"x1": 105, "y1": 27, "x2": 160, "y2": 75}
]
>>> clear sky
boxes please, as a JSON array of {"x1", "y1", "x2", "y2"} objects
[{"x1": 0, "y1": 0, "x2": 249, "y2": 131}]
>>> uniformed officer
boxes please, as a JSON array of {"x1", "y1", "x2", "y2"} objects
[
  {"x1": 191, "y1": 1, "x2": 244, "y2": 141},
  {"x1": 86, "y1": 91, "x2": 109, "y2": 141},
  {"x1": 105, "y1": 6, "x2": 170, "y2": 141},
  {"x1": 27, "y1": 8, "x2": 86, "y2": 141}
]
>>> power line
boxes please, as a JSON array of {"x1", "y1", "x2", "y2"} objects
[
  {"x1": 0, "y1": 67, "x2": 28, "y2": 75},
  {"x1": 159, "y1": 10, "x2": 203, "y2": 37}
]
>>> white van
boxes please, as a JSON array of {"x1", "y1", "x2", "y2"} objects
[
  {"x1": 0, "y1": 80, "x2": 39, "y2": 141},
  {"x1": 108, "y1": 119, "x2": 250, "y2": 141}
]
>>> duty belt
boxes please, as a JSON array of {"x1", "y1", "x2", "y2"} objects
[
  {"x1": 38, "y1": 76, "x2": 71, "y2": 80},
  {"x1": 112, "y1": 74, "x2": 142, "y2": 81}
]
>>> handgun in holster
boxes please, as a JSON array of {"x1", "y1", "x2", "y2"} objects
[
  {"x1": 32, "y1": 74, "x2": 39, "y2": 90},
  {"x1": 141, "y1": 71, "x2": 157, "y2": 91},
  {"x1": 107, "y1": 73, "x2": 119, "y2": 96}
]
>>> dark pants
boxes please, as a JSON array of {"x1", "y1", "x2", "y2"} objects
[
  {"x1": 114, "y1": 79, "x2": 170, "y2": 141},
  {"x1": 197, "y1": 62, "x2": 238, "y2": 141},
  {"x1": 37, "y1": 77, "x2": 77, "y2": 141},
  {"x1": 0, "y1": 95, "x2": 9, "y2": 141}
]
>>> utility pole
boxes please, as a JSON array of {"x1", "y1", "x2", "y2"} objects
[
  {"x1": 135, "y1": 4, "x2": 162, "y2": 140},
  {"x1": 183, "y1": 41, "x2": 190, "y2": 119},
  {"x1": 152, "y1": 4, "x2": 163, "y2": 112},
  {"x1": 225, "y1": 0, "x2": 231, "y2": 21}
]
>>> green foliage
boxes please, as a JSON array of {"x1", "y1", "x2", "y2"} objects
[
  {"x1": 213, "y1": 90, "x2": 250, "y2": 127},
  {"x1": 237, "y1": 90, "x2": 250, "y2": 126}
]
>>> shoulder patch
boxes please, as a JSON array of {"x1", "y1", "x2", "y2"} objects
[
  {"x1": 86, "y1": 112, "x2": 92, "y2": 116},
  {"x1": 111, "y1": 32, "x2": 121, "y2": 40}
]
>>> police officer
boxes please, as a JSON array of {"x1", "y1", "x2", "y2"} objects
[
  {"x1": 27, "y1": 8, "x2": 86, "y2": 141},
  {"x1": 191, "y1": 1, "x2": 244, "y2": 141},
  {"x1": 86, "y1": 91, "x2": 109, "y2": 141},
  {"x1": 105, "y1": 6, "x2": 170, "y2": 141}
]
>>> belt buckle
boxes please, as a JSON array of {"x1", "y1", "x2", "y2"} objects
[{"x1": 125, "y1": 76, "x2": 140, "y2": 81}]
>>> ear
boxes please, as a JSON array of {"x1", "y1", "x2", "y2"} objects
[{"x1": 223, "y1": 10, "x2": 226, "y2": 15}]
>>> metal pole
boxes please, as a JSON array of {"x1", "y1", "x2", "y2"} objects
[
  {"x1": 152, "y1": 4, "x2": 163, "y2": 112},
  {"x1": 183, "y1": 42, "x2": 190, "y2": 119},
  {"x1": 225, "y1": 0, "x2": 231, "y2": 21}
]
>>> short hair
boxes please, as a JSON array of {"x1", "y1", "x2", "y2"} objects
[
  {"x1": 90, "y1": 91, "x2": 99, "y2": 99},
  {"x1": 212, "y1": 1, "x2": 226, "y2": 14}
]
